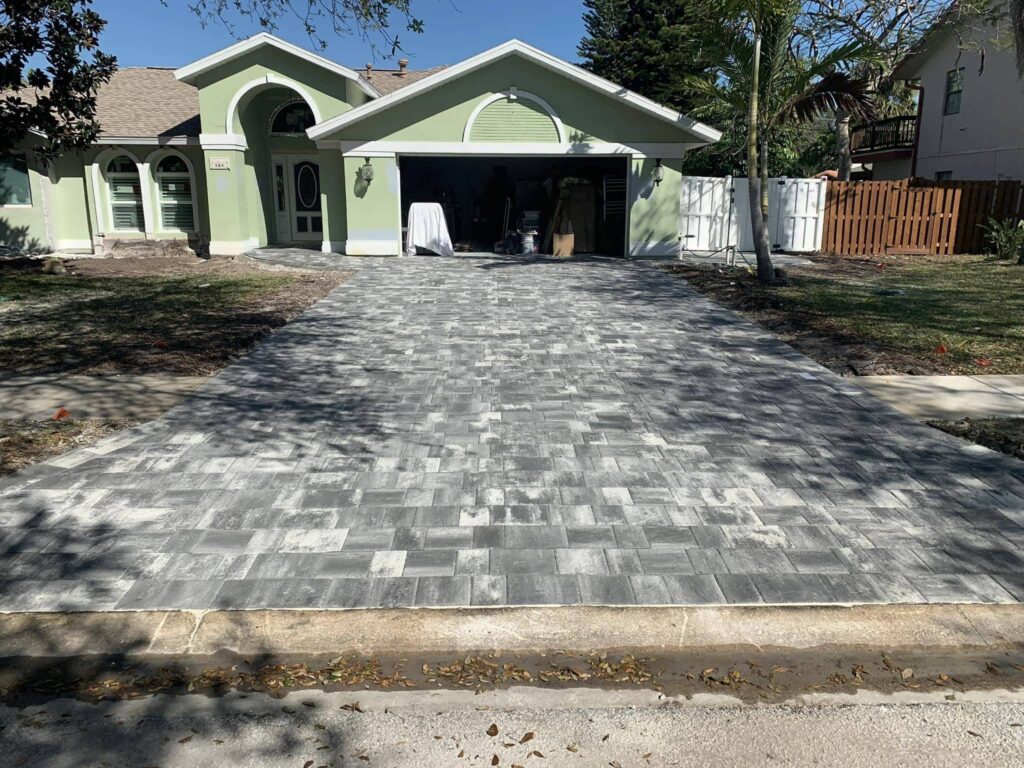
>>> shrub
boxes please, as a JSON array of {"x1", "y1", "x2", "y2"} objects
[{"x1": 983, "y1": 217, "x2": 1024, "y2": 263}]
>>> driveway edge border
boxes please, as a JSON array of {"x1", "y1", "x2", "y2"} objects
[{"x1": 2, "y1": 604, "x2": 1022, "y2": 658}]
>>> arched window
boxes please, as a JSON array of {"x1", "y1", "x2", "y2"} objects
[
  {"x1": 106, "y1": 155, "x2": 144, "y2": 232},
  {"x1": 155, "y1": 154, "x2": 196, "y2": 232},
  {"x1": 271, "y1": 101, "x2": 316, "y2": 134}
]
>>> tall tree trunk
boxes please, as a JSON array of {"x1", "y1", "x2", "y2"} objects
[
  {"x1": 747, "y1": 23, "x2": 774, "y2": 284},
  {"x1": 836, "y1": 106, "x2": 852, "y2": 181}
]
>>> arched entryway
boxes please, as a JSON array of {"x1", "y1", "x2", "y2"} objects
[{"x1": 231, "y1": 80, "x2": 322, "y2": 246}]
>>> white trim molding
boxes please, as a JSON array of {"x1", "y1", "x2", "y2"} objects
[
  {"x1": 337, "y1": 141, "x2": 693, "y2": 157},
  {"x1": 209, "y1": 238, "x2": 260, "y2": 256},
  {"x1": 345, "y1": 239, "x2": 399, "y2": 256},
  {"x1": 225, "y1": 74, "x2": 323, "y2": 135},
  {"x1": 321, "y1": 240, "x2": 345, "y2": 254},
  {"x1": 307, "y1": 39, "x2": 721, "y2": 145},
  {"x1": 629, "y1": 239, "x2": 682, "y2": 258},
  {"x1": 138, "y1": 161, "x2": 156, "y2": 235},
  {"x1": 55, "y1": 239, "x2": 95, "y2": 252},
  {"x1": 462, "y1": 89, "x2": 567, "y2": 143},
  {"x1": 199, "y1": 133, "x2": 248, "y2": 151},
  {"x1": 174, "y1": 32, "x2": 379, "y2": 98}
]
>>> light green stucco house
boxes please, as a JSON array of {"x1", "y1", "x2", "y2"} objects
[{"x1": 1, "y1": 34, "x2": 720, "y2": 259}]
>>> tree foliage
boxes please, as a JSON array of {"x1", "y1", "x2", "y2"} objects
[
  {"x1": 185, "y1": 0, "x2": 425, "y2": 57},
  {"x1": 0, "y1": 0, "x2": 117, "y2": 159},
  {"x1": 577, "y1": 0, "x2": 718, "y2": 111}
]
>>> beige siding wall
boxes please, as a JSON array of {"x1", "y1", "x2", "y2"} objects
[{"x1": 908, "y1": 24, "x2": 1024, "y2": 180}]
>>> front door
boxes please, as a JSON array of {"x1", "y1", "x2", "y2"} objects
[{"x1": 272, "y1": 154, "x2": 322, "y2": 243}]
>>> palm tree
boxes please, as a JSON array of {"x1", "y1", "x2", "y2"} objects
[{"x1": 687, "y1": 0, "x2": 873, "y2": 283}]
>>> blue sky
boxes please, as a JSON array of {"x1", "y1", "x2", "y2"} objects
[{"x1": 94, "y1": 0, "x2": 588, "y2": 69}]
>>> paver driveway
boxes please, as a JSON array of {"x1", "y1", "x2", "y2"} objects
[{"x1": 3, "y1": 253, "x2": 1024, "y2": 611}]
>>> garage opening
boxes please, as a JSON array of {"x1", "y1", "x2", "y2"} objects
[{"x1": 399, "y1": 156, "x2": 628, "y2": 257}]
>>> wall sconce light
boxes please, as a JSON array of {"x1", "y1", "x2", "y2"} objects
[
  {"x1": 652, "y1": 158, "x2": 665, "y2": 186},
  {"x1": 359, "y1": 159, "x2": 375, "y2": 183}
]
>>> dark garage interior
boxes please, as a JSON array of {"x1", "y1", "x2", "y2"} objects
[{"x1": 399, "y1": 155, "x2": 629, "y2": 256}]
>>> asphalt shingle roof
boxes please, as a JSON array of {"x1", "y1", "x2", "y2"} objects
[
  {"x1": 359, "y1": 65, "x2": 447, "y2": 95},
  {"x1": 4, "y1": 63, "x2": 441, "y2": 139}
]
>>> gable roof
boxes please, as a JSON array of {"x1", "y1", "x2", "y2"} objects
[
  {"x1": 306, "y1": 39, "x2": 721, "y2": 144},
  {"x1": 174, "y1": 32, "x2": 380, "y2": 98}
]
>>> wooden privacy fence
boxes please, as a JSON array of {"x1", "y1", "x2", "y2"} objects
[{"x1": 821, "y1": 179, "x2": 1024, "y2": 255}]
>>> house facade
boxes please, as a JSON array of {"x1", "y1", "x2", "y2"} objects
[
  {"x1": 856, "y1": 10, "x2": 1024, "y2": 181},
  {"x1": 0, "y1": 34, "x2": 719, "y2": 259}
]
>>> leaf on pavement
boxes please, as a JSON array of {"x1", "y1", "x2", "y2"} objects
[
  {"x1": 520, "y1": 732, "x2": 535, "y2": 744},
  {"x1": 487, "y1": 723, "x2": 499, "y2": 737}
]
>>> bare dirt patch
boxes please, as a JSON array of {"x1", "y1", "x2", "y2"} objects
[
  {"x1": 2, "y1": 647, "x2": 1022, "y2": 706},
  {"x1": 0, "y1": 418, "x2": 140, "y2": 476},
  {"x1": 929, "y1": 417, "x2": 1024, "y2": 463}
]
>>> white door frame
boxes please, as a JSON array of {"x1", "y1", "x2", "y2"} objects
[{"x1": 271, "y1": 153, "x2": 321, "y2": 243}]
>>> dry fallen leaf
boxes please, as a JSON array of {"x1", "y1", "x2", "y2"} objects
[
  {"x1": 492, "y1": 755, "x2": 500, "y2": 766},
  {"x1": 487, "y1": 724, "x2": 499, "y2": 737},
  {"x1": 520, "y1": 732, "x2": 535, "y2": 744},
  {"x1": 303, "y1": 762, "x2": 314, "y2": 768},
  {"x1": 566, "y1": 745, "x2": 579, "y2": 753},
  {"x1": 901, "y1": 668, "x2": 914, "y2": 680}
]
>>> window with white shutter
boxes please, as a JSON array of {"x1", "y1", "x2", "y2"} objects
[
  {"x1": 106, "y1": 155, "x2": 144, "y2": 232},
  {"x1": 155, "y1": 155, "x2": 195, "y2": 232}
]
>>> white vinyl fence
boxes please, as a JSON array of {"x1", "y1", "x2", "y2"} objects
[{"x1": 679, "y1": 176, "x2": 827, "y2": 254}]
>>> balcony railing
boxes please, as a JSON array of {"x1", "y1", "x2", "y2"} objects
[{"x1": 851, "y1": 115, "x2": 916, "y2": 155}]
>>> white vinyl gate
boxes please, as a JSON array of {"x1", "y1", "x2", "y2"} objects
[{"x1": 679, "y1": 176, "x2": 826, "y2": 254}]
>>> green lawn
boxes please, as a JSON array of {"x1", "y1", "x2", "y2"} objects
[
  {"x1": 0, "y1": 258, "x2": 345, "y2": 376},
  {"x1": 666, "y1": 255, "x2": 1024, "y2": 375}
]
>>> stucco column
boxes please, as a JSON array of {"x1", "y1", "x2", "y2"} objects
[
  {"x1": 202, "y1": 149, "x2": 253, "y2": 255},
  {"x1": 342, "y1": 153, "x2": 401, "y2": 256},
  {"x1": 318, "y1": 147, "x2": 347, "y2": 253},
  {"x1": 628, "y1": 155, "x2": 683, "y2": 258}
]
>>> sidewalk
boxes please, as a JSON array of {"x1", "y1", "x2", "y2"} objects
[
  {"x1": 852, "y1": 375, "x2": 1024, "y2": 421},
  {"x1": 0, "y1": 374, "x2": 209, "y2": 420}
]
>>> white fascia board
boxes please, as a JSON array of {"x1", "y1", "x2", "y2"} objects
[
  {"x1": 174, "y1": 32, "x2": 379, "y2": 98},
  {"x1": 94, "y1": 136, "x2": 200, "y2": 146},
  {"x1": 335, "y1": 140, "x2": 696, "y2": 157},
  {"x1": 307, "y1": 39, "x2": 721, "y2": 144}
]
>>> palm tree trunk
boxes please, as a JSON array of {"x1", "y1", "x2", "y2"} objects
[
  {"x1": 747, "y1": 21, "x2": 774, "y2": 284},
  {"x1": 759, "y1": 135, "x2": 770, "y2": 218},
  {"x1": 836, "y1": 107, "x2": 852, "y2": 181}
]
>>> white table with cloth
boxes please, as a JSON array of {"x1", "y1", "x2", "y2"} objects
[{"x1": 405, "y1": 202, "x2": 455, "y2": 258}]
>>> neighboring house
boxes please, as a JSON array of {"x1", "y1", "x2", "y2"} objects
[
  {"x1": 0, "y1": 33, "x2": 720, "y2": 258},
  {"x1": 853, "y1": 9, "x2": 1024, "y2": 181}
]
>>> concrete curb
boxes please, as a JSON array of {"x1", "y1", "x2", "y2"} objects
[{"x1": 2, "y1": 604, "x2": 1023, "y2": 658}]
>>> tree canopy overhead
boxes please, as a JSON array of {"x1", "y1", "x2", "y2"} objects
[
  {"x1": 0, "y1": 0, "x2": 117, "y2": 159},
  {"x1": 184, "y1": 0, "x2": 425, "y2": 57}
]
